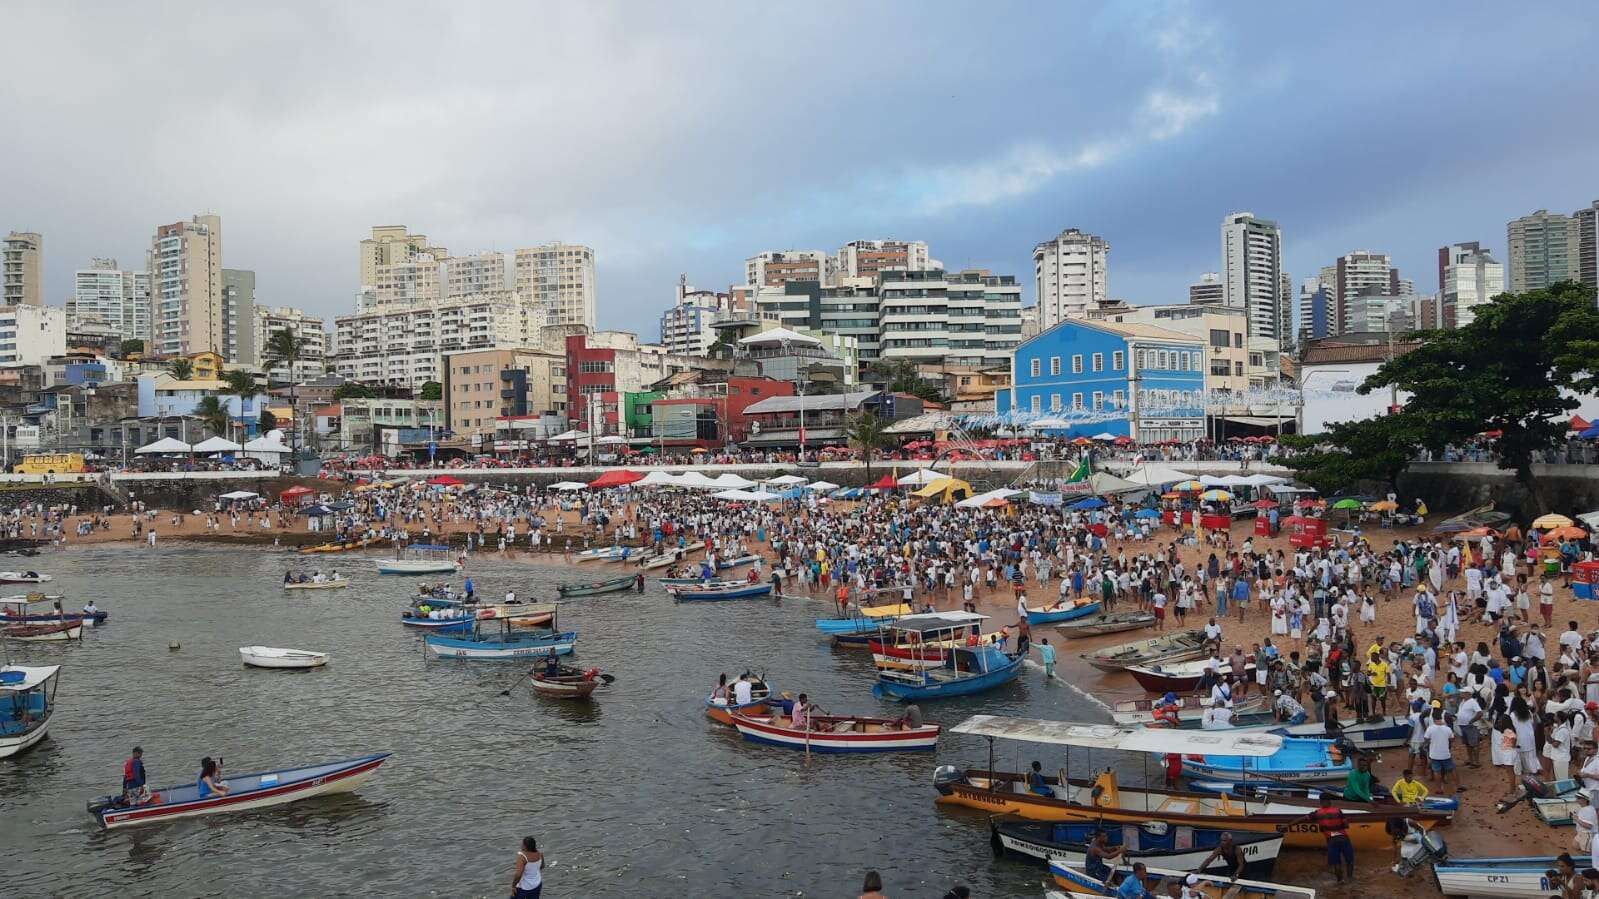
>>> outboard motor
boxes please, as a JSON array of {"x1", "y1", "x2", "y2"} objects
[
  {"x1": 1391, "y1": 819, "x2": 1448, "y2": 876},
  {"x1": 933, "y1": 765, "x2": 966, "y2": 795},
  {"x1": 1494, "y1": 775, "x2": 1551, "y2": 814}
]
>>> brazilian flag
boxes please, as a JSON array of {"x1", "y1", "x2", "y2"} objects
[{"x1": 1067, "y1": 456, "x2": 1090, "y2": 483}]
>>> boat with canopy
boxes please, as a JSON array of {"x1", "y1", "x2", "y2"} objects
[
  {"x1": 376, "y1": 544, "x2": 459, "y2": 575},
  {"x1": 1, "y1": 664, "x2": 59, "y2": 758},
  {"x1": 871, "y1": 612, "x2": 1023, "y2": 701},
  {"x1": 0, "y1": 592, "x2": 107, "y2": 625}
]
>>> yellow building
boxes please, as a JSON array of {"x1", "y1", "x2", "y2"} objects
[{"x1": 186, "y1": 351, "x2": 225, "y2": 380}]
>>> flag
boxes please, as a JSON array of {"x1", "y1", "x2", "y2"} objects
[{"x1": 1067, "y1": 456, "x2": 1090, "y2": 483}]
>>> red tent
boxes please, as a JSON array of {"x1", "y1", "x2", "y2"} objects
[
  {"x1": 1573, "y1": 416, "x2": 1592, "y2": 432},
  {"x1": 280, "y1": 485, "x2": 315, "y2": 502},
  {"x1": 427, "y1": 475, "x2": 464, "y2": 486},
  {"x1": 867, "y1": 473, "x2": 900, "y2": 490},
  {"x1": 587, "y1": 469, "x2": 645, "y2": 488}
]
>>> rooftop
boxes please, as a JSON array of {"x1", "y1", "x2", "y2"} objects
[{"x1": 743, "y1": 389, "x2": 880, "y2": 415}]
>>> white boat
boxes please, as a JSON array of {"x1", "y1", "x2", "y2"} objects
[
  {"x1": 376, "y1": 543, "x2": 459, "y2": 575},
  {"x1": 637, "y1": 548, "x2": 693, "y2": 570},
  {"x1": 0, "y1": 572, "x2": 52, "y2": 585},
  {"x1": 1433, "y1": 855, "x2": 1591, "y2": 898},
  {"x1": 1, "y1": 664, "x2": 59, "y2": 758},
  {"x1": 283, "y1": 579, "x2": 349, "y2": 591},
  {"x1": 574, "y1": 546, "x2": 627, "y2": 562},
  {"x1": 239, "y1": 646, "x2": 329, "y2": 669},
  {"x1": 2, "y1": 621, "x2": 82, "y2": 642}
]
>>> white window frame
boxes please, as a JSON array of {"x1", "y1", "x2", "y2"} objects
[
  {"x1": 1092, "y1": 352, "x2": 1104, "y2": 372},
  {"x1": 1049, "y1": 356, "x2": 1060, "y2": 376},
  {"x1": 1072, "y1": 392, "x2": 1084, "y2": 410},
  {"x1": 1092, "y1": 390, "x2": 1104, "y2": 410},
  {"x1": 1050, "y1": 393, "x2": 1062, "y2": 411},
  {"x1": 1072, "y1": 354, "x2": 1084, "y2": 374},
  {"x1": 1030, "y1": 395, "x2": 1042, "y2": 413},
  {"x1": 1030, "y1": 358, "x2": 1041, "y2": 378},
  {"x1": 1112, "y1": 350, "x2": 1124, "y2": 371},
  {"x1": 1112, "y1": 389, "x2": 1125, "y2": 409}
]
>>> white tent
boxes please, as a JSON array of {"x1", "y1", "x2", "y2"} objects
[
  {"x1": 1199, "y1": 475, "x2": 1230, "y2": 487},
  {"x1": 135, "y1": 437, "x2": 191, "y2": 454},
  {"x1": 804, "y1": 480, "x2": 838, "y2": 491},
  {"x1": 595, "y1": 435, "x2": 628, "y2": 445},
  {"x1": 1091, "y1": 432, "x2": 1119, "y2": 441},
  {"x1": 712, "y1": 473, "x2": 757, "y2": 489},
  {"x1": 547, "y1": 430, "x2": 587, "y2": 442},
  {"x1": 1218, "y1": 474, "x2": 1255, "y2": 487},
  {"x1": 637, "y1": 470, "x2": 682, "y2": 487},
  {"x1": 712, "y1": 488, "x2": 761, "y2": 501},
  {"x1": 956, "y1": 488, "x2": 1021, "y2": 509},
  {"x1": 1027, "y1": 417, "x2": 1071, "y2": 429},
  {"x1": 243, "y1": 435, "x2": 291, "y2": 458},
  {"x1": 1121, "y1": 464, "x2": 1197, "y2": 487},
  {"x1": 765, "y1": 474, "x2": 807, "y2": 485},
  {"x1": 898, "y1": 468, "x2": 948, "y2": 486},
  {"x1": 1239, "y1": 473, "x2": 1288, "y2": 487},
  {"x1": 746, "y1": 489, "x2": 781, "y2": 501},
  {"x1": 192, "y1": 436, "x2": 243, "y2": 453},
  {"x1": 549, "y1": 481, "x2": 589, "y2": 491},
  {"x1": 219, "y1": 490, "x2": 259, "y2": 500},
  {"x1": 737, "y1": 327, "x2": 820, "y2": 346},
  {"x1": 673, "y1": 471, "x2": 723, "y2": 490}
]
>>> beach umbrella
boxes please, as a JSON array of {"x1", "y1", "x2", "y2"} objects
[
  {"x1": 1456, "y1": 527, "x2": 1501, "y2": 539},
  {"x1": 1113, "y1": 435, "x2": 1134, "y2": 445},
  {"x1": 1532, "y1": 513, "x2": 1574, "y2": 529},
  {"x1": 1546, "y1": 525, "x2": 1588, "y2": 541},
  {"x1": 1369, "y1": 500, "x2": 1399, "y2": 512},
  {"x1": 1251, "y1": 499, "x2": 1279, "y2": 509},
  {"x1": 587, "y1": 469, "x2": 645, "y2": 488},
  {"x1": 1199, "y1": 489, "x2": 1233, "y2": 502},
  {"x1": 1571, "y1": 415, "x2": 1591, "y2": 432},
  {"x1": 1070, "y1": 437, "x2": 1094, "y2": 446},
  {"x1": 1133, "y1": 508, "x2": 1161, "y2": 519},
  {"x1": 279, "y1": 485, "x2": 315, "y2": 502},
  {"x1": 1331, "y1": 498, "x2": 1363, "y2": 510},
  {"x1": 1070, "y1": 497, "x2": 1107, "y2": 510},
  {"x1": 427, "y1": 475, "x2": 464, "y2": 486},
  {"x1": 1172, "y1": 480, "x2": 1205, "y2": 492}
]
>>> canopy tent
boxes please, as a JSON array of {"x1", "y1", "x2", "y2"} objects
[
  {"x1": 279, "y1": 485, "x2": 315, "y2": 502},
  {"x1": 1120, "y1": 464, "x2": 1197, "y2": 487},
  {"x1": 1062, "y1": 471, "x2": 1147, "y2": 497},
  {"x1": 1069, "y1": 497, "x2": 1107, "y2": 510},
  {"x1": 897, "y1": 468, "x2": 949, "y2": 486},
  {"x1": 1091, "y1": 432, "x2": 1119, "y2": 441},
  {"x1": 1581, "y1": 425, "x2": 1599, "y2": 439},
  {"x1": 595, "y1": 435, "x2": 628, "y2": 445},
  {"x1": 587, "y1": 469, "x2": 645, "y2": 489},
  {"x1": 867, "y1": 473, "x2": 901, "y2": 490},
  {"x1": 1198, "y1": 475, "x2": 1230, "y2": 487},
  {"x1": 192, "y1": 436, "x2": 243, "y2": 454},
  {"x1": 746, "y1": 489, "x2": 781, "y2": 501},
  {"x1": 737, "y1": 326, "x2": 820, "y2": 346},
  {"x1": 712, "y1": 489, "x2": 762, "y2": 501},
  {"x1": 218, "y1": 490, "x2": 259, "y2": 500},
  {"x1": 831, "y1": 487, "x2": 865, "y2": 500},
  {"x1": 712, "y1": 473, "x2": 757, "y2": 489},
  {"x1": 548, "y1": 481, "x2": 589, "y2": 491},
  {"x1": 956, "y1": 488, "x2": 1027, "y2": 509},
  {"x1": 673, "y1": 471, "x2": 723, "y2": 489},
  {"x1": 1026, "y1": 417, "x2": 1071, "y2": 429},
  {"x1": 547, "y1": 429, "x2": 587, "y2": 442},
  {"x1": 135, "y1": 437, "x2": 192, "y2": 454},
  {"x1": 1237, "y1": 473, "x2": 1288, "y2": 487},
  {"x1": 1577, "y1": 511, "x2": 1599, "y2": 530},
  {"x1": 765, "y1": 474, "x2": 808, "y2": 486},
  {"x1": 805, "y1": 480, "x2": 839, "y2": 491},
  {"x1": 242, "y1": 434, "x2": 291, "y2": 461},
  {"x1": 909, "y1": 477, "x2": 972, "y2": 503},
  {"x1": 636, "y1": 470, "x2": 682, "y2": 487},
  {"x1": 1572, "y1": 415, "x2": 1592, "y2": 432}
]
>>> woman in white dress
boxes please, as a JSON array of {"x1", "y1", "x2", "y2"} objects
[{"x1": 1270, "y1": 594, "x2": 1289, "y2": 636}]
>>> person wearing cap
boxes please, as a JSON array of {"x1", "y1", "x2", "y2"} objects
[
  {"x1": 1423, "y1": 710, "x2": 1458, "y2": 790},
  {"x1": 1574, "y1": 791, "x2": 1598, "y2": 853},
  {"x1": 121, "y1": 746, "x2": 149, "y2": 806},
  {"x1": 1271, "y1": 689, "x2": 1307, "y2": 725}
]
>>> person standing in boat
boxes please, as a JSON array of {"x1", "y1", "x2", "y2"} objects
[
  {"x1": 121, "y1": 746, "x2": 149, "y2": 805},
  {"x1": 542, "y1": 649, "x2": 560, "y2": 680},
  {"x1": 197, "y1": 757, "x2": 229, "y2": 798},
  {"x1": 510, "y1": 835, "x2": 543, "y2": 899}
]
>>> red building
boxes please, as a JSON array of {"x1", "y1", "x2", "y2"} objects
[
  {"x1": 565, "y1": 333, "x2": 621, "y2": 434},
  {"x1": 649, "y1": 376, "x2": 795, "y2": 447}
]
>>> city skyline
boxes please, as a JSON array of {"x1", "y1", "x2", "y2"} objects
[{"x1": 3, "y1": 2, "x2": 1597, "y2": 329}]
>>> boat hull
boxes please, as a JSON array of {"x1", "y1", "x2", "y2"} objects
[
  {"x1": 1054, "y1": 612, "x2": 1154, "y2": 636},
  {"x1": 2, "y1": 622, "x2": 82, "y2": 641},
  {"x1": 0, "y1": 611, "x2": 107, "y2": 625},
  {"x1": 530, "y1": 675, "x2": 599, "y2": 698},
  {"x1": 1434, "y1": 858, "x2": 1592, "y2": 898},
  {"x1": 376, "y1": 560, "x2": 458, "y2": 575},
  {"x1": 283, "y1": 581, "x2": 348, "y2": 590},
  {"x1": 93, "y1": 754, "x2": 390, "y2": 829},
  {"x1": 399, "y1": 613, "x2": 474, "y2": 631},
  {"x1": 557, "y1": 576, "x2": 635, "y2": 597},
  {"x1": 424, "y1": 633, "x2": 576, "y2": 660},
  {"x1": 991, "y1": 819, "x2": 1281, "y2": 879},
  {"x1": 873, "y1": 654, "x2": 1023, "y2": 701},
  {"x1": 239, "y1": 648, "x2": 328, "y2": 669},
  {"x1": 730, "y1": 713, "x2": 939, "y2": 753},
  {"x1": 1081, "y1": 630, "x2": 1209, "y2": 672},
  {"x1": 0, "y1": 720, "x2": 50, "y2": 759},
  {"x1": 673, "y1": 584, "x2": 771, "y2": 601},
  {"x1": 1025, "y1": 601, "x2": 1103, "y2": 626},
  {"x1": 705, "y1": 694, "x2": 773, "y2": 725}
]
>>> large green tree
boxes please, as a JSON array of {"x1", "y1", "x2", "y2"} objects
[
  {"x1": 842, "y1": 409, "x2": 890, "y2": 484},
  {"x1": 194, "y1": 396, "x2": 229, "y2": 437},
  {"x1": 1359, "y1": 281, "x2": 1599, "y2": 487},
  {"x1": 865, "y1": 360, "x2": 945, "y2": 404},
  {"x1": 418, "y1": 381, "x2": 443, "y2": 401},
  {"x1": 263, "y1": 329, "x2": 307, "y2": 453},
  {"x1": 221, "y1": 370, "x2": 260, "y2": 443},
  {"x1": 1280, "y1": 415, "x2": 1422, "y2": 496}
]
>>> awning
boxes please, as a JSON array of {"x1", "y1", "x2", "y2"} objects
[
  {"x1": 1223, "y1": 416, "x2": 1291, "y2": 427},
  {"x1": 949, "y1": 715, "x2": 1283, "y2": 756},
  {"x1": 743, "y1": 428, "x2": 844, "y2": 446}
]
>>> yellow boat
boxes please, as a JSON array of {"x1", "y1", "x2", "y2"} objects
[{"x1": 298, "y1": 537, "x2": 380, "y2": 555}]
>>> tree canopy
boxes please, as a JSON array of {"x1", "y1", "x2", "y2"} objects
[
  {"x1": 194, "y1": 396, "x2": 228, "y2": 436},
  {"x1": 118, "y1": 338, "x2": 144, "y2": 358},
  {"x1": 167, "y1": 358, "x2": 193, "y2": 380},
  {"x1": 842, "y1": 409, "x2": 890, "y2": 480},
  {"x1": 334, "y1": 383, "x2": 376, "y2": 401},
  {"x1": 418, "y1": 381, "x2": 443, "y2": 401},
  {"x1": 864, "y1": 360, "x2": 944, "y2": 404}
]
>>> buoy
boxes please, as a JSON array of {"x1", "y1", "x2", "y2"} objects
[{"x1": 168, "y1": 642, "x2": 181, "y2": 652}]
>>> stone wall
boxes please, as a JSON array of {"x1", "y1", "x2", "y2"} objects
[{"x1": 1397, "y1": 462, "x2": 1599, "y2": 519}]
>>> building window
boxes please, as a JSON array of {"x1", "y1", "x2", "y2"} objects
[
  {"x1": 1072, "y1": 392, "x2": 1083, "y2": 410},
  {"x1": 1233, "y1": 333, "x2": 1244, "y2": 349},
  {"x1": 1049, "y1": 356, "x2": 1060, "y2": 376},
  {"x1": 1030, "y1": 395, "x2": 1042, "y2": 413},
  {"x1": 1050, "y1": 393, "x2": 1062, "y2": 411},
  {"x1": 1092, "y1": 391, "x2": 1104, "y2": 410},
  {"x1": 1091, "y1": 353, "x2": 1104, "y2": 372},
  {"x1": 1112, "y1": 351, "x2": 1124, "y2": 371},
  {"x1": 1030, "y1": 358, "x2": 1041, "y2": 378},
  {"x1": 1071, "y1": 354, "x2": 1083, "y2": 374},
  {"x1": 1234, "y1": 361, "x2": 1244, "y2": 376},
  {"x1": 1112, "y1": 389, "x2": 1125, "y2": 409}
]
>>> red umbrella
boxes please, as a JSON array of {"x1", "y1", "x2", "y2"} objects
[
  {"x1": 1113, "y1": 436, "x2": 1133, "y2": 445},
  {"x1": 1573, "y1": 416, "x2": 1592, "y2": 432},
  {"x1": 867, "y1": 473, "x2": 900, "y2": 490},
  {"x1": 587, "y1": 469, "x2": 645, "y2": 488},
  {"x1": 427, "y1": 475, "x2": 464, "y2": 486},
  {"x1": 280, "y1": 485, "x2": 315, "y2": 502},
  {"x1": 1252, "y1": 499, "x2": 1280, "y2": 509}
]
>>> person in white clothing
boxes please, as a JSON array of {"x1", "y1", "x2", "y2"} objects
[
  {"x1": 733, "y1": 675, "x2": 754, "y2": 706},
  {"x1": 1573, "y1": 791, "x2": 1598, "y2": 854},
  {"x1": 512, "y1": 835, "x2": 544, "y2": 898},
  {"x1": 1201, "y1": 704, "x2": 1234, "y2": 729}
]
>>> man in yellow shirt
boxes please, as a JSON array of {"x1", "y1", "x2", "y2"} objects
[
  {"x1": 1391, "y1": 768, "x2": 1430, "y2": 805},
  {"x1": 1367, "y1": 652, "x2": 1391, "y2": 715}
]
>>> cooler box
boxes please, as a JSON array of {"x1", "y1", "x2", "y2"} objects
[
  {"x1": 1574, "y1": 561, "x2": 1599, "y2": 600},
  {"x1": 1201, "y1": 514, "x2": 1232, "y2": 531},
  {"x1": 1254, "y1": 517, "x2": 1275, "y2": 538}
]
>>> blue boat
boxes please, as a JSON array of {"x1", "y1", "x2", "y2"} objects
[
  {"x1": 814, "y1": 602, "x2": 915, "y2": 635},
  {"x1": 423, "y1": 604, "x2": 576, "y2": 660},
  {"x1": 1434, "y1": 855, "x2": 1589, "y2": 898},
  {"x1": 1, "y1": 595, "x2": 107, "y2": 626},
  {"x1": 1183, "y1": 736, "x2": 1352, "y2": 784},
  {"x1": 1269, "y1": 715, "x2": 1413, "y2": 750},
  {"x1": 1023, "y1": 599, "x2": 1103, "y2": 626},
  {"x1": 671, "y1": 582, "x2": 771, "y2": 602},
  {"x1": 1186, "y1": 780, "x2": 1461, "y2": 813},
  {"x1": 870, "y1": 611, "x2": 1024, "y2": 701}
]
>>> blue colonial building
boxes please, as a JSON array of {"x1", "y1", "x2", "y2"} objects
[{"x1": 996, "y1": 318, "x2": 1207, "y2": 442}]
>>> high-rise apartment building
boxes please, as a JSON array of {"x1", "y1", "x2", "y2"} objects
[
  {"x1": 659, "y1": 276, "x2": 731, "y2": 356},
  {"x1": 373, "y1": 255, "x2": 443, "y2": 308},
  {"x1": 1188, "y1": 272, "x2": 1224, "y2": 305},
  {"x1": 1220, "y1": 212, "x2": 1284, "y2": 341},
  {"x1": 1507, "y1": 209, "x2": 1580, "y2": 293},
  {"x1": 255, "y1": 306, "x2": 327, "y2": 382},
  {"x1": 745, "y1": 250, "x2": 830, "y2": 289},
  {"x1": 1298, "y1": 279, "x2": 1331, "y2": 341},
  {"x1": 222, "y1": 269, "x2": 257, "y2": 364},
  {"x1": 835, "y1": 240, "x2": 931, "y2": 281},
  {"x1": 360, "y1": 226, "x2": 447, "y2": 291},
  {"x1": 1574, "y1": 200, "x2": 1598, "y2": 302},
  {"x1": 2, "y1": 231, "x2": 43, "y2": 307},
  {"x1": 1329, "y1": 251, "x2": 1399, "y2": 335},
  {"x1": 0, "y1": 303, "x2": 66, "y2": 367},
  {"x1": 1279, "y1": 272, "x2": 1294, "y2": 345},
  {"x1": 1437, "y1": 242, "x2": 1504, "y2": 328},
  {"x1": 149, "y1": 214, "x2": 224, "y2": 357},
  {"x1": 1032, "y1": 228, "x2": 1108, "y2": 328},
  {"x1": 513, "y1": 243, "x2": 596, "y2": 330},
  {"x1": 444, "y1": 252, "x2": 510, "y2": 298},
  {"x1": 332, "y1": 291, "x2": 545, "y2": 388},
  {"x1": 69, "y1": 259, "x2": 152, "y2": 342}
]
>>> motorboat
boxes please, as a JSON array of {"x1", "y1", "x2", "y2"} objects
[
  {"x1": 87, "y1": 753, "x2": 391, "y2": 829},
  {"x1": 0, "y1": 665, "x2": 59, "y2": 758},
  {"x1": 1080, "y1": 629, "x2": 1209, "y2": 672}
]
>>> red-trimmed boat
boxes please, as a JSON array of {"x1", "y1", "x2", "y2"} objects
[
  {"x1": 87, "y1": 752, "x2": 391, "y2": 829},
  {"x1": 729, "y1": 711, "x2": 939, "y2": 753}
]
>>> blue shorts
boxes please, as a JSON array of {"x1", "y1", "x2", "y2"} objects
[
  {"x1": 514, "y1": 887, "x2": 541, "y2": 899},
  {"x1": 1430, "y1": 757, "x2": 1456, "y2": 774},
  {"x1": 1326, "y1": 834, "x2": 1354, "y2": 867}
]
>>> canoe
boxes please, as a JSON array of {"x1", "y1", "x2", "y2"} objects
[
  {"x1": 2, "y1": 621, "x2": 82, "y2": 642},
  {"x1": 716, "y1": 554, "x2": 760, "y2": 570},
  {"x1": 297, "y1": 538, "x2": 379, "y2": 555},
  {"x1": 672, "y1": 582, "x2": 771, "y2": 601},
  {"x1": 375, "y1": 559, "x2": 458, "y2": 575},
  {"x1": 659, "y1": 577, "x2": 743, "y2": 589},
  {"x1": 705, "y1": 679, "x2": 775, "y2": 725},
  {"x1": 557, "y1": 574, "x2": 636, "y2": 597},
  {"x1": 530, "y1": 666, "x2": 602, "y2": 699},
  {"x1": 1111, "y1": 694, "x2": 1268, "y2": 726},
  {"x1": 991, "y1": 816, "x2": 1282, "y2": 878},
  {"x1": 637, "y1": 547, "x2": 698, "y2": 570},
  {"x1": 932, "y1": 768, "x2": 1449, "y2": 850},
  {"x1": 239, "y1": 646, "x2": 328, "y2": 669},
  {"x1": 1054, "y1": 611, "x2": 1155, "y2": 637},
  {"x1": 0, "y1": 572, "x2": 53, "y2": 584},
  {"x1": 1186, "y1": 781, "x2": 1461, "y2": 814},
  {"x1": 399, "y1": 607, "x2": 476, "y2": 630},
  {"x1": 1433, "y1": 855, "x2": 1592, "y2": 898},
  {"x1": 88, "y1": 752, "x2": 391, "y2": 829},
  {"x1": 0, "y1": 606, "x2": 108, "y2": 625},
  {"x1": 729, "y1": 711, "x2": 939, "y2": 753},
  {"x1": 574, "y1": 546, "x2": 628, "y2": 562},
  {"x1": 423, "y1": 630, "x2": 577, "y2": 660},
  {"x1": 1180, "y1": 737, "x2": 1353, "y2": 784},
  {"x1": 1080, "y1": 629, "x2": 1209, "y2": 672},
  {"x1": 283, "y1": 580, "x2": 349, "y2": 590},
  {"x1": 1024, "y1": 599, "x2": 1104, "y2": 626},
  {"x1": 1050, "y1": 860, "x2": 1316, "y2": 899},
  {"x1": 1127, "y1": 659, "x2": 1254, "y2": 694}
]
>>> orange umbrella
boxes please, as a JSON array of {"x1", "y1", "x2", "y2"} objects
[
  {"x1": 1071, "y1": 437, "x2": 1094, "y2": 446},
  {"x1": 1545, "y1": 525, "x2": 1588, "y2": 541}
]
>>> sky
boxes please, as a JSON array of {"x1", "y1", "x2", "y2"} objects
[{"x1": 3, "y1": 1, "x2": 1597, "y2": 331}]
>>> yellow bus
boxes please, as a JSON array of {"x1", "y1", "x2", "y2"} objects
[{"x1": 13, "y1": 453, "x2": 87, "y2": 475}]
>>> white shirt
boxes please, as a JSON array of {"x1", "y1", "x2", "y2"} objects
[
  {"x1": 1202, "y1": 706, "x2": 1234, "y2": 729},
  {"x1": 1424, "y1": 722, "x2": 1453, "y2": 760},
  {"x1": 1205, "y1": 622, "x2": 1222, "y2": 641},
  {"x1": 733, "y1": 680, "x2": 753, "y2": 705},
  {"x1": 1456, "y1": 696, "x2": 1482, "y2": 729}
]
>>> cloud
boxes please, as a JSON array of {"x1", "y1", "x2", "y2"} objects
[{"x1": 1142, "y1": 80, "x2": 1221, "y2": 140}]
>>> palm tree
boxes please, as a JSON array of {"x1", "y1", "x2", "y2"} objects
[
  {"x1": 194, "y1": 396, "x2": 229, "y2": 437},
  {"x1": 220, "y1": 369, "x2": 260, "y2": 445},
  {"x1": 262, "y1": 329, "x2": 306, "y2": 454},
  {"x1": 168, "y1": 358, "x2": 194, "y2": 380},
  {"x1": 841, "y1": 409, "x2": 890, "y2": 485}
]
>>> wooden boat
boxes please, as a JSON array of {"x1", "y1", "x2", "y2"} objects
[
  {"x1": 557, "y1": 574, "x2": 636, "y2": 597},
  {"x1": 424, "y1": 604, "x2": 576, "y2": 660},
  {"x1": 1054, "y1": 611, "x2": 1154, "y2": 637},
  {"x1": 729, "y1": 711, "x2": 939, "y2": 753},
  {"x1": 869, "y1": 632, "x2": 1002, "y2": 671},
  {"x1": 715, "y1": 553, "x2": 760, "y2": 570},
  {"x1": 637, "y1": 547, "x2": 699, "y2": 570},
  {"x1": 1080, "y1": 629, "x2": 1209, "y2": 672},
  {"x1": 1183, "y1": 737, "x2": 1351, "y2": 784},
  {"x1": 671, "y1": 581, "x2": 771, "y2": 601},
  {"x1": 574, "y1": 546, "x2": 628, "y2": 562},
  {"x1": 283, "y1": 579, "x2": 349, "y2": 590},
  {"x1": 1049, "y1": 859, "x2": 1316, "y2": 899},
  {"x1": 0, "y1": 593, "x2": 108, "y2": 625},
  {"x1": 239, "y1": 646, "x2": 328, "y2": 669},
  {"x1": 1, "y1": 664, "x2": 59, "y2": 759},
  {"x1": 399, "y1": 604, "x2": 476, "y2": 630},
  {"x1": 1024, "y1": 598, "x2": 1104, "y2": 626},
  {"x1": 1186, "y1": 781, "x2": 1461, "y2": 814},
  {"x1": 704, "y1": 676, "x2": 775, "y2": 725},
  {"x1": 2, "y1": 621, "x2": 82, "y2": 642},
  {"x1": 659, "y1": 576, "x2": 743, "y2": 589},
  {"x1": 991, "y1": 816, "x2": 1282, "y2": 878},
  {"x1": 1434, "y1": 855, "x2": 1592, "y2": 898},
  {"x1": 1111, "y1": 694, "x2": 1267, "y2": 726},
  {"x1": 529, "y1": 665, "x2": 604, "y2": 699},
  {"x1": 297, "y1": 536, "x2": 379, "y2": 555},
  {"x1": 87, "y1": 753, "x2": 391, "y2": 829},
  {"x1": 871, "y1": 612, "x2": 1024, "y2": 701},
  {"x1": 0, "y1": 572, "x2": 52, "y2": 584},
  {"x1": 1271, "y1": 716, "x2": 1413, "y2": 750},
  {"x1": 935, "y1": 717, "x2": 1450, "y2": 849},
  {"x1": 814, "y1": 602, "x2": 915, "y2": 636},
  {"x1": 1529, "y1": 778, "x2": 1584, "y2": 825},
  {"x1": 376, "y1": 544, "x2": 459, "y2": 575},
  {"x1": 1127, "y1": 658, "x2": 1254, "y2": 694}
]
